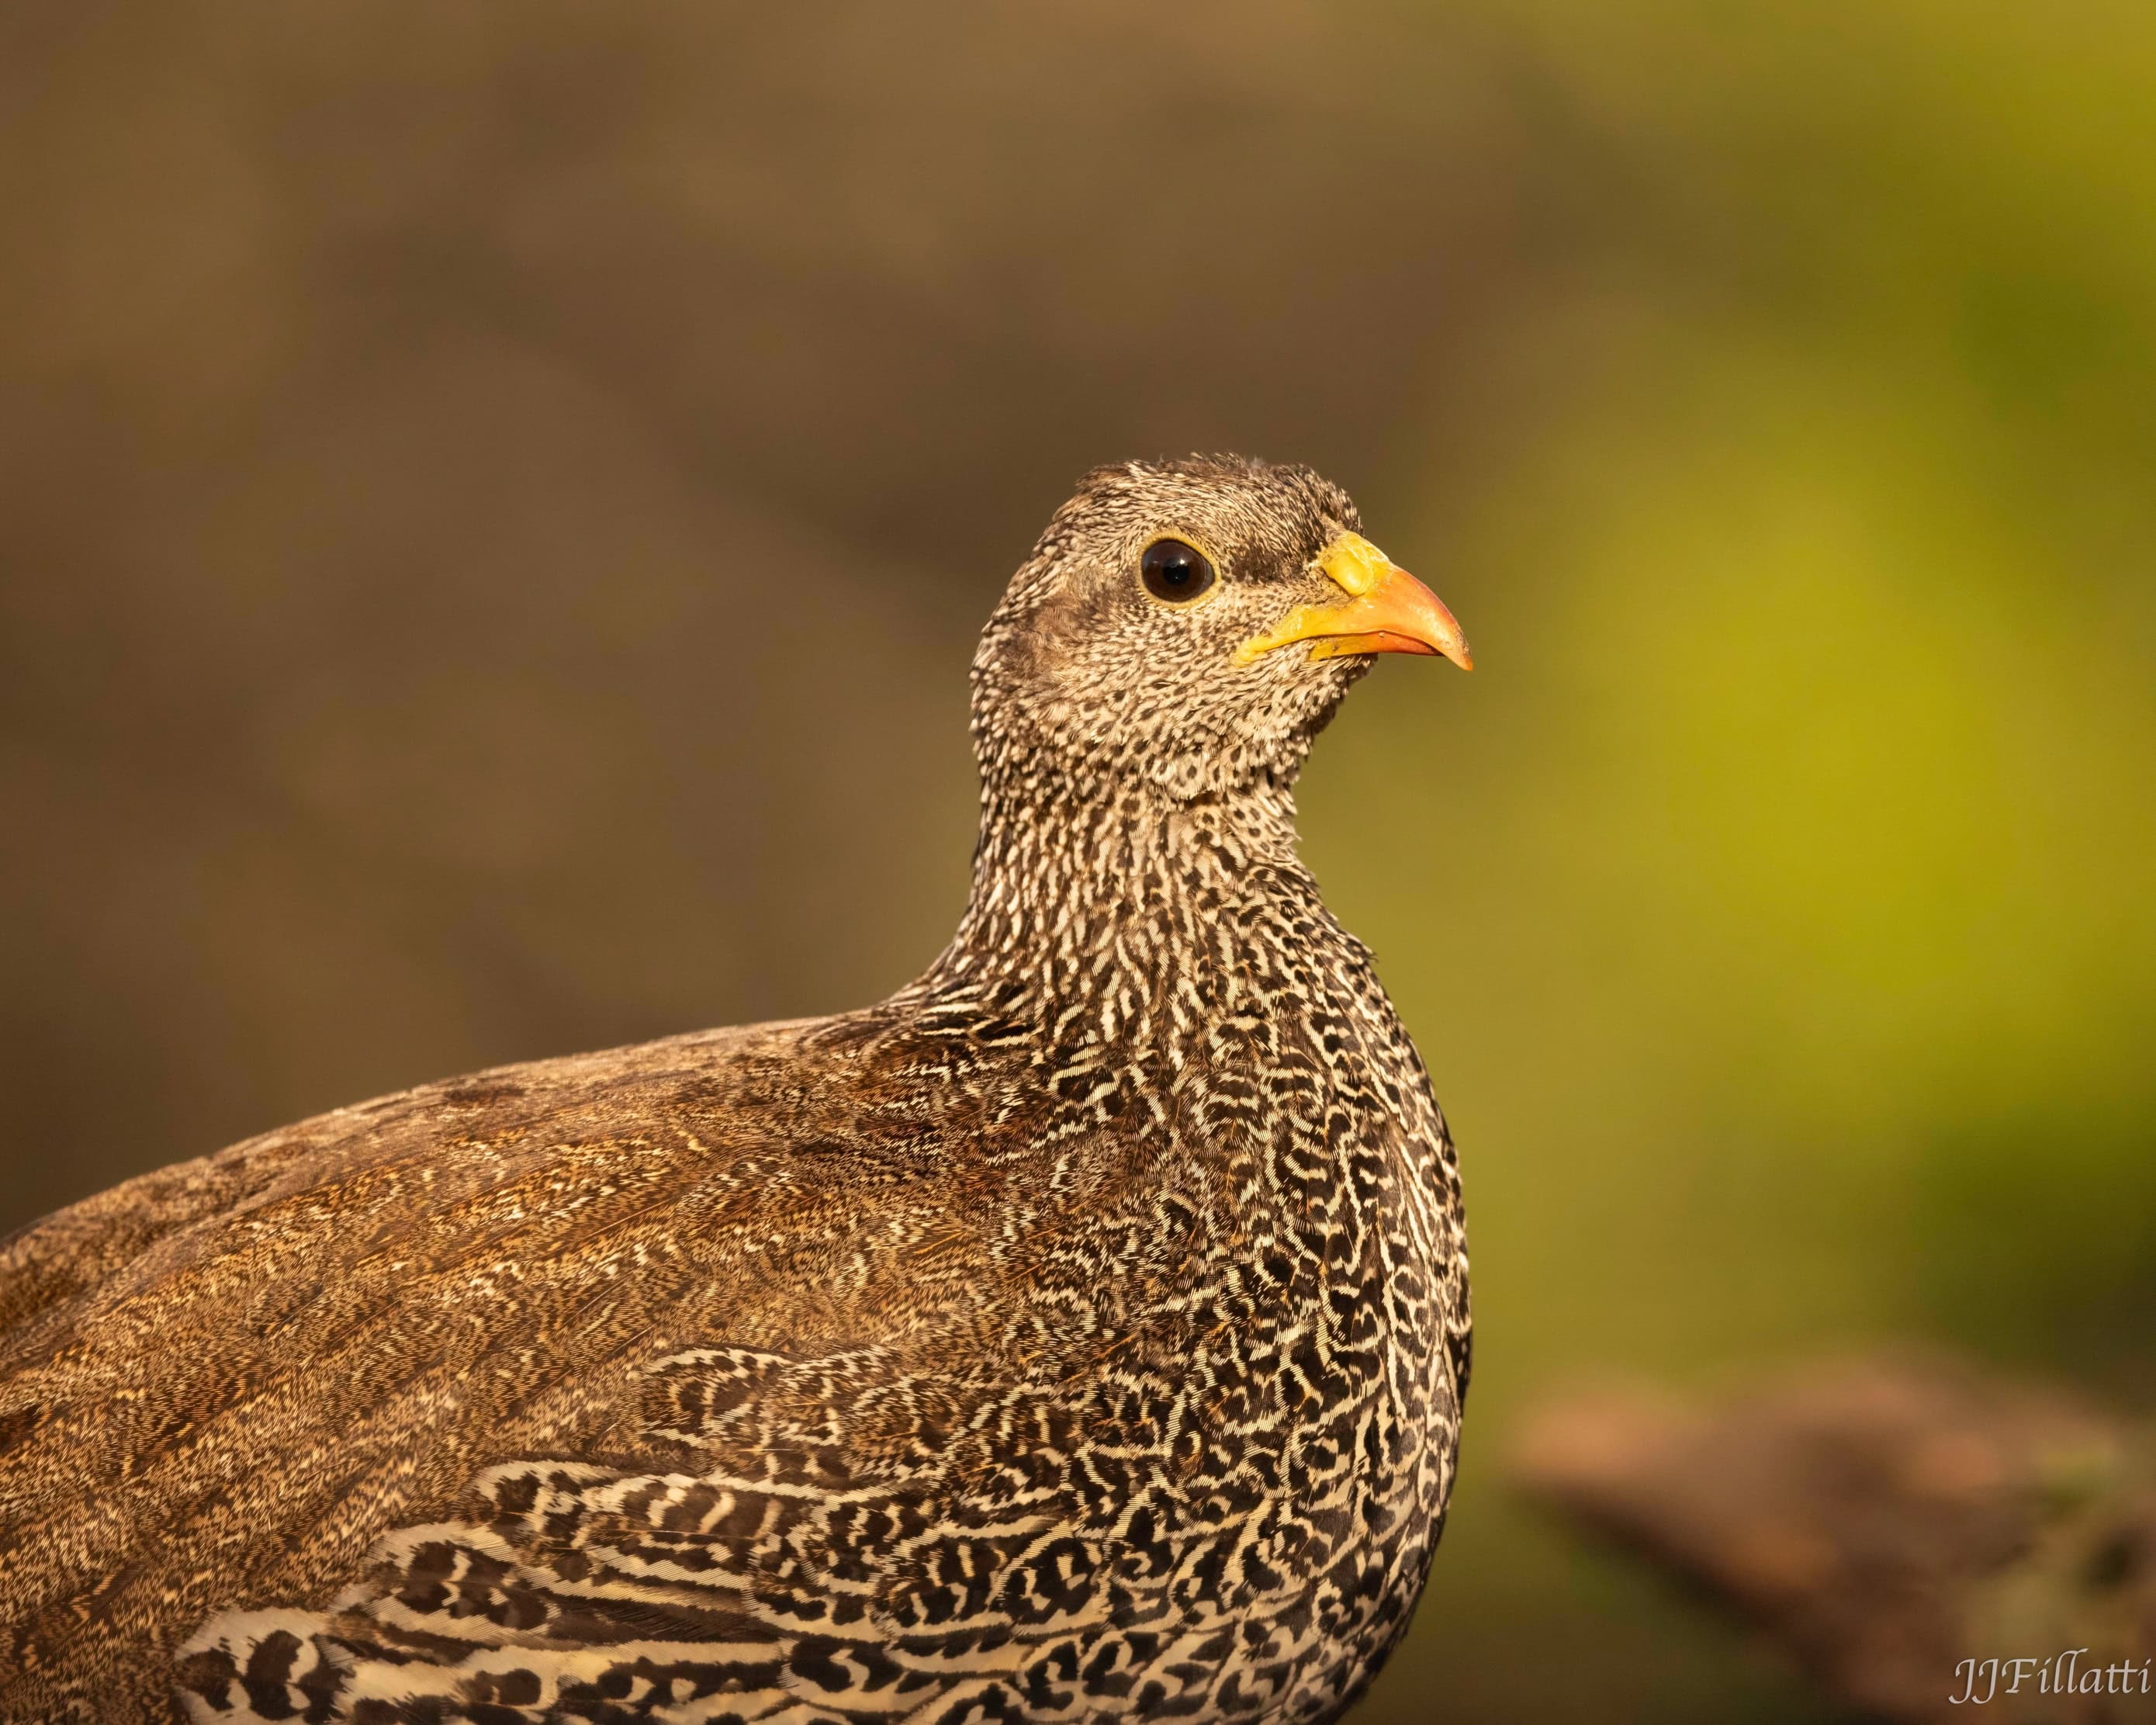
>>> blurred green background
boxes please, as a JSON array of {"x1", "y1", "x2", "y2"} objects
[{"x1": 3, "y1": 4, "x2": 2151, "y2": 1720}]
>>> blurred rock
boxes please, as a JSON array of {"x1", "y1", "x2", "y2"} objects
[{"x1": 1515, "y1": 1356, "x2": 2156, "y2": 1723}]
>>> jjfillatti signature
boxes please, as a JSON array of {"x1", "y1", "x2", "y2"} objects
[{"x1": 1951, "y1": 1651, "x2": 2154, "y2": 1706}]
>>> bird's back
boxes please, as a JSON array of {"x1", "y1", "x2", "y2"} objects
[{"x1": 0, "y1": 1013, "x2": 999, "y2": 1718}]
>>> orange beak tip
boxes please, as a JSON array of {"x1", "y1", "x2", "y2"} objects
[{"x1": 1236, "y1": 534, "x2": 1475, "y2": 672}]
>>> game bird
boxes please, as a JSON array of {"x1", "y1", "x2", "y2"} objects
[{"x1": 0, "y1": 456, "x2": 1475, "y2": 1725}]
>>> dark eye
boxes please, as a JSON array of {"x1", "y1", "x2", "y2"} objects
[{"x1": 1140, "y1": 537, "x2": 1216, "y2": 603}]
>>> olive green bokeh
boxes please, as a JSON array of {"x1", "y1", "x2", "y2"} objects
[{"x1": 3, "y1": 5, "x2": 2149, "y2": 1720}]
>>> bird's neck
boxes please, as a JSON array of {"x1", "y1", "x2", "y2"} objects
[{"x1": 914, "y1": 772, "x2": 1343, "y2": 1038}]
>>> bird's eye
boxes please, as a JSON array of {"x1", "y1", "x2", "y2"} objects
[{"x1": 1140, "y1": 538, "x2": 1216, "y2": 604}]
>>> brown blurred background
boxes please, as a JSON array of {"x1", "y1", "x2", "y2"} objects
[{"x1": 5, "y1": 4, "x2": 2153, "y2": 1720}]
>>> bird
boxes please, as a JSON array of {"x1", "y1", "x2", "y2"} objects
[{"x1": 0, "y1": 455, "x2": 1474, "y2": 1725}]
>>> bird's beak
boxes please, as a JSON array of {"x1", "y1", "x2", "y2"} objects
[{"x1": 1233, "y1": 532, "x2": 1474, "y2": 670}]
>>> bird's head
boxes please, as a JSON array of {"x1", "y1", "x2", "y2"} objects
[{"x1": 973, "y1": 455, "x2": 1472, "y2": 803}]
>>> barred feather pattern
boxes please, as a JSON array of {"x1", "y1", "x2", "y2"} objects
[{"x1": 0, "y1": 457, "x2": 1470, "y2": 1725}]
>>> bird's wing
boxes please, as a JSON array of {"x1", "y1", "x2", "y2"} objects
[
  {"x1": 2, "y1": 1017, "x2": 1033, "y2": 1722},
  {"x1": 0, "y1": 1020, "x2": 1289, "y2": 1725}
]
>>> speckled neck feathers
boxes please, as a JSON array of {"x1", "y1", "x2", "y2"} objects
[{"x1": 921, "y1": 772, "x2": 1312, "y2": 1034}]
